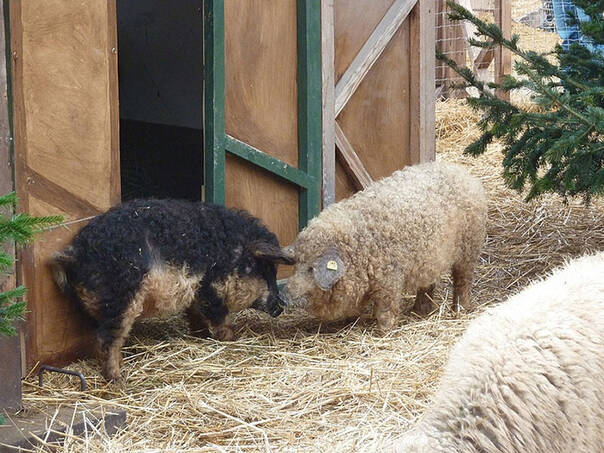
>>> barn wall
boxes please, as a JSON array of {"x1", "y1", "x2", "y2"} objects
[
  {"x1": 7, "y1": 0, "x2": 436, "y2": 371},
  {"x1": 224, "y1": 0, "x2": 300, "y2": 276},
  {"x1": 332, "y1": 0, "x2": 434, "y2": 200},
  {"x1": 10, "y1": 0, "x2": 119, "y2": 370}
]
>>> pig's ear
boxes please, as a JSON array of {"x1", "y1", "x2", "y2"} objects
[
  {"x1": 49, "y1": 246, "x2": 76, "y2": 292},
  {"x1": 250, "y1": 241, "x2": 296, "y2": 265},
  {"x1": 50, "y1": 246, "x2": 76, "y2": 266},
  {"x1": 313, "y1": 247, "x2": 346, "y2": 290}
]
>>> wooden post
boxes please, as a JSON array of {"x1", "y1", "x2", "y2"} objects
[
  {"x1": 409, "y1": 0, "x2": 436, "y2": 163},
  {"x1": 0, "y1": 0, "x2": 22, "y2": 413},
  {"x1": 0, "y1": 334, "x2": 21, "y2": 412},
  {"x1": 321, "y1": 0, "x2": 335, "y2": 207},
  {"x1": 203, "y1": 0, "x2": 226, "y2": 205},
  {"x1": 297, "y1": 0, "x2": 323, "y2": 229},
  {"x1": 495, "y1": 0, "x2": 511, "y2": 101},
  {"x1": 334, "y1": 123, "x2": 372, "y2": 190}
]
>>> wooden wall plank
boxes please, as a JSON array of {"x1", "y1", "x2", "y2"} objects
[
  {"x1": 334, "y1": 0, "x2": 395, "y2": 81},
  {"x1": 321, "y1": 0, "x2": 336, "y2": 207},
  {"x1": 336, "y1": 21, "x2": 412, "y2": 198},
  {"x1": 107, "y1": 0, "x2": 120, "y2": 203},
  {"x1": 457, "y1": 0, "x2": 479, "y2": 63},
  {"x1": 334, "y1": 0, "x2": 417, "y2": 116},
  {"x1": 409, "y1": 0, "x2": 436, "y2": 164},
  {"x1": 225, "y1": 156, "x2": 298, "y2": 280},
  {"x1": 224, "y1": 0, "x2": 298, "y2": 168},
  {"x1": 457, "y1": 0, "x2": 493, "y2": 82},
  {"x1": 495, "y1": 0, "x2": 511, "y2": 101},
  {"x1": 474, "y1": 47, "x2": 494, "y2": 69},
  {"x1": 19, "y1": 3, "x2": 117, "y2": 209},
  {"x1": 26, "y1": 198, "x2": 96, "y2": 366},
  {"x1": 224, "y1": 0, "x2": 299, "y2": 256},
  {"x1": 335, "y1": 157, "x2": 357, "y2": 201},
  {"x1": 0, "y1": 0, "x2": 22, "y2": 410},
  {"x1": 334, "y1": 122, "x2": 372, "y2": 190},
  {"x1": 472, "y1": 0, "x2": 494, "y2": 10},
  {"x1": 0, "y1": 334, "x2": 21, "y2": 410},
  {"x1": 10, "y1": 0, "x2": 119, "y2": 369},
  {"x1": 334, "y1": 0, "x2": 435, "y2": 200}
]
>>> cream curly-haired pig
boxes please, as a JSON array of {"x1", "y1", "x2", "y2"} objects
[
  {"x1": 282, "y1": 161, "x2": 487, "y2": 331},
  {"x1": 391, "y1": 251, "x2": 604, "y2": 453}
]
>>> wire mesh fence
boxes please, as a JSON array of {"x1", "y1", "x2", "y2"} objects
[
  {"x1": 539, "y1": 1, "x2": 603, "y2": 52},
  {"x1": 435, "y1": 0, "x2": 503, "y2": 98},
  {"x1": 435, "y1": 0, "x2": 587, "y2": 100},
  {"x1": 516, "y1": 0, "x2": 555, "y2": 31}
]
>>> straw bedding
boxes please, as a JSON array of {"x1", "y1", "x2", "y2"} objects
[
  {"x1": 11, "y1": 17, "x2": 604, "y2": 453},
  {"x1": 16, "y1": 111, "x2": 603, "y2": 452}
]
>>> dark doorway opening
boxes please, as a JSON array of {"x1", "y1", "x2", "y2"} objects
[{"x1": 117, "y1": 0, "x2": 204, "y2": 201}]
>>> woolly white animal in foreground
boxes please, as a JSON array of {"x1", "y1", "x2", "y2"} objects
[
  {"x1": 282, "y1": 161, "x2": 487, "y2": 331},
  {"x1": 392, "y1": 251, "x2": 604, "y2": 453}
]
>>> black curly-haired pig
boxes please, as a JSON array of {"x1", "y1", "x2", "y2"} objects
[{"x1": 50, "y1": 199, "x2": 294, "y2": 381}]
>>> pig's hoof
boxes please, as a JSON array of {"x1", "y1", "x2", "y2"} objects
[{"x1": 103, "y1": 369, "x2": 123, "y2": 384}]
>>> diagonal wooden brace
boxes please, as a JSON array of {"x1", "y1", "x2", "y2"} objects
[{"x1": 334, "y1": 0, "x2": 418, "y2": 116}]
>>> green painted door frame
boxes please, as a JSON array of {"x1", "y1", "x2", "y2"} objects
[{"x1": 203, "y1": 0, "x2": 322, "y2": 231}]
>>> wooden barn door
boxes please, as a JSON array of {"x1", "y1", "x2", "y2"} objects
[
  {"x1": 10, "y1": 1, "x2": 119, "y2": 368},
  {"x1": 321, "y1": 0, "x2": 435, "y2": 202},
  {"x1": 204, "y1": 0, "x2": 322, "y2": 270}
]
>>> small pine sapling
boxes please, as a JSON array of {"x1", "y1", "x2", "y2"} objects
[{"x1": 0, "y1": 192, "x2": 61, "y2": 337}]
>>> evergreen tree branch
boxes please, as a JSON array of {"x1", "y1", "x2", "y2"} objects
[
  {"x1": 0, "y1": 192, "x2": 16, "y2": 207},
  {"x1": 447, "y1": 1, "x2": 592, "y2": 91},
  {"x1": 516, "y1": 62, "x2": 596, "y2": 128},
  {"x1": 0, "y1": 192, "x2": 62, "y2": 337},
  {"x1": 439, "y1": 0, "x2": 603, "y2": 201}
]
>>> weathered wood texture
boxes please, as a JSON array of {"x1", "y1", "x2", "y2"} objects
[
  {"x1": 321, "y1": 0, "x2": 335, "y2": 207},
  {"x1": 0, "y1": 0, "x2": 23, "y2": 412},
  {"x1": 334, "y1": 0, "x2": 433, "y2": 201},
  {"x1": 0, "y1": 335, "x2": 21, "y2": 411},
  {"x1": 224, "y1": 0, "x2": 300, "y2": 276},
  {"x1": 410, "y1": 0, "x2": 436, "y2": 164},
  {"x1": 457, "y1": 0, "x2": 493, "y2": 81},
  {"x1": 334, "y1": 122, "x2": 372, "y2": 191},
  {"x1": 472, "y1": 0, "x2": 494, "y2": 9},
  {"x1": 10, "y1": 0, "x2": 120, "y2": 370},
  {"x1": 334, "y1": 0, "x2": 416, "y2": 116},
  {"x1": 494, "y1": 0, "x2": 511, "y2": 101}
]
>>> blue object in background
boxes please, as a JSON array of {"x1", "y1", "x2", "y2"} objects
[{"x1": 551, "y1": 0, "x2": 603, "y2": 52}]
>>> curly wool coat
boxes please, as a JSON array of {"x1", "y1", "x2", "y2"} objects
[
  {"x1": 50, "y1": 199, "x2": 293, "y2": 381},
  {"x1": 283, "y1": 161, "x2": 487, "y2": 331},
  {"x1": 392, "y1": 251, "x2": 604, "y2": 452}
]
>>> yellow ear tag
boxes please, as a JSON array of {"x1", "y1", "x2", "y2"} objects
[{"x1": 326, "y1": 260, "x2": 338, "y2": 271}]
